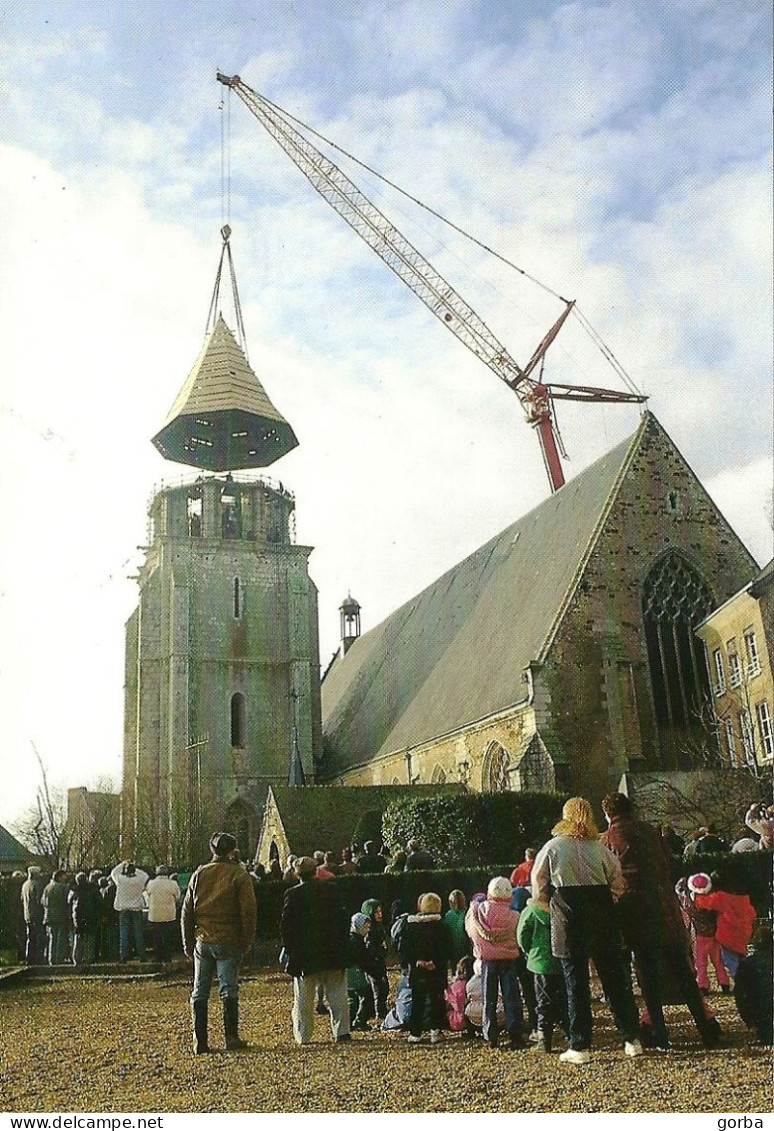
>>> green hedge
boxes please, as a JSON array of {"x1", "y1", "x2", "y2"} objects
[{"x1": 382, "y1": 791, "x2": 566, "y2": 866}]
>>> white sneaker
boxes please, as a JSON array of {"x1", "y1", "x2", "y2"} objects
[
  {"x1": 429, "y1": 1029, "x2": 442, "y2": 1045},
  {"x1": 559, "y1": 1048, "x2": 591, "y2": 1065},
  {"x1": 407, "y1": 1034, "x2": 422, "y2": 1044},
  {"x1": 624, "y1": 1039, "x2": 644, "y2": 1058}
]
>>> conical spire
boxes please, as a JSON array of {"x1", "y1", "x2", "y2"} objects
[
  {"x1": 152, "y1": 315, "x2": 298, "y2": 472},
  {"x1": 288, "y1": 728, "x2": 306, "y2": 788}
]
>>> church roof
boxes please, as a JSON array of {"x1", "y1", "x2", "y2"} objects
[
  {"x1": 152, "y1": 315, "x2": 298, "y2": 471},
  {"x1": 0, "y1": 823, "x2": 33, "y2": 863},
  {"x1": 321, "y1": 416, "x2": 648, "y2": 776}
]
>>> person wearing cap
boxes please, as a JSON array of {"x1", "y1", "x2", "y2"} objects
[
  {"x1": 346, "y1": 913, "x2": 377, "y2": 1030},
  {"x1": 465, "y1": 876, "x2": 526, "y2": 1050},
  {"x1": 181, "y1": 832, "x2": 257, "y2": 1055},
  {"x1": 395, "y1": 892, "x2": 449, "y2": 1044},
  {"x1": 280, "y1": 855, "x2": 351, "y2": 1045},
  {"x1": 683, "y1": 872, "x2": 730, "y2": 995},
  {"x1": 146, "y1": 865, "x2": 181, "y2": 964}
]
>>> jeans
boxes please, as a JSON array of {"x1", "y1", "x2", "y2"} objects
[
  {"x1": 534, "y1": 971, "x2": 568, "y2": 1037},
  {"x1": 191, "y1": 941, "x2": 241, "y2": 1003},
  {"x1": 152, "y1": 921, "x2": 176, "y2": 963},
  {"x1": 481, "y1": 959, "x2": 523, "y2": 1040},
  {"x1": 292, "y1": 969, "x2": 349, "y2": 1044},
  {"x1": 554, "y1": 886, "x2": 640, "y2": 1051},
  {"x1": 119, "y1": 910, "x2": 145, "y2": 961},
  {"x1": 720, "y1": 946, "x2": 743, "y2": 978}
]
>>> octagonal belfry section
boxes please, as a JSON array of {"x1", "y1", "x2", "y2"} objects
[{"x1": 152, "y1": 314, "x2": 298, "y2": 472}]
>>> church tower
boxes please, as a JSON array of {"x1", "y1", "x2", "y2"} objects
[{"x1": 122, "y1": 236, "x2": 322, "y2": 863}]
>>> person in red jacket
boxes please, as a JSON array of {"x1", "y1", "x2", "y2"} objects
[
  {"x1": 510, "y1": 848, "x2": 536, "y2": 889},
  {"x1": 694, "y1": 873, "x2": 757, "y2": 979}
]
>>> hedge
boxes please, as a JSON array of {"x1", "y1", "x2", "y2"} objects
[{"x1": 382, "y1": 791, "x2": 566, "y2": 866}]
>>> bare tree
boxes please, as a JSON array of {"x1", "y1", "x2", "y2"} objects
[{"x1": 12, "y1": 743, "x2": 71, "y2": 870}]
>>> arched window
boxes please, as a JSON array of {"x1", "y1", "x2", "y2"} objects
[
  {"x1": 230, "y1": 693, "x2": 246, "y2": 748},
  {"x1": 642, "y1": 553, "x2": 714, "y2": 731},
  {"x1": 226, "y1": 799, "x2": 256, "y2": 863},
  {"x1": 430, "y1": 765, "x2": 446, "y2": 784},
  {"x1": 482, "y1": 742, "x2": 511, "y2": 792}
]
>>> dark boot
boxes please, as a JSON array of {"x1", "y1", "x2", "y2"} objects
[
  {"x1": 224, "y1": 997, "x2": 248, "y2": 1050},
  {"x1": 192, "y1": 1001, "x2": 209, "y2": 1055}
]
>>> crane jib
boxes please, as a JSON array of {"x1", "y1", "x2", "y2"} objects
[{"x1": 215, "y1": 72, "x2": 645, "y2": 495}]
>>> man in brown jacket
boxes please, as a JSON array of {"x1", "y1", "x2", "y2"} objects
[{"x1": 181, "y1": 832, "x2": 257, "y2": 1054}]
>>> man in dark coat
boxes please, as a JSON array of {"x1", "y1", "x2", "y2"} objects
[
  {"x1": 280, "y1": 856, "x2": 350, "y2": 1045},
  {"x1": 405, "y1": 839, "x2": 435, "y2": 871},
  {"x1": 601, "y1": 792, "x2": 721, "y2": 1050},
  {"x1": 356, "y1": 840, "x2": 387, "y2": 873}
]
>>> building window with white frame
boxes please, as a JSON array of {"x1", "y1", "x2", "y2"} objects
[
  {"x1": 724, "y1": 718, "x2": 738, "y2": 767},
  {"x1": 744, "y1": 628, "x2": 761, "y2": 678},
  {"x1": 756, "y1": 701, "x2": 773, "y2": 759},
  {"x1": 712, "y1": 648, "x2": 726, "y2": 695},
  {"x1": 728, "y1": 640, "x2": 742, "y2": 688},
  {"x1": 739, "y1": 708, "x2": 756, "y2": 762}
]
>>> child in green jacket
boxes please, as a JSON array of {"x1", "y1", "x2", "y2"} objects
[{"x1": 516, "y1": 896, "x2": 568, "y2": 1052}]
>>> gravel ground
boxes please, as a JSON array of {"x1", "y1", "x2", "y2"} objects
[{"x1": 0, "y1": 968, "x2": 771, "y2": 1114}]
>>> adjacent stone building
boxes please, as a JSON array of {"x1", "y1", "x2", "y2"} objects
[
  {"x1": 320, "y1": 413, "x2": 759, "y2": 805},
  {"x1": 696, "y1": 557, "x2": 773, "y2": 769}
]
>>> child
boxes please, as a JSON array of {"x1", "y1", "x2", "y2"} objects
[
  {"x1": 445, "y1": 956, "x2": 473, "y2": 1033},
  {"x1": 517, "y1": 893, "x2": 568, "y2": 1052},
  {"x1": 347, "y1": 913, "x2": 377, "y2": 1030},
  {"x1": 443, "y1": 890, "x2": 470, "y2": 971},
  {"x1": 734, "y1": 926, "x2": 773, "y2": 1045},
  {"x1": 694, "y1": 872, "x2": 757, "y2": 979},
  {"x1": 396, "y1": 892, "x2": 449, "y2": 1045},
  {"x1": 465, "y1": 876, "x2": 526, "y2": 1050},
  {"x1": 683, "y1": 873, "x2": 730, "y2": 994},
  {"x1": 361, "y1": 898, "x2": 389, "y2": 1021},
  {"x1": 465, "y1": 957, "x2": 505, "y2": 1033}
]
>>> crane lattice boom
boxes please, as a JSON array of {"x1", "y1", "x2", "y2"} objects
[{"x1": 217, "y1": 72, "x2": 646, "y2": 493}]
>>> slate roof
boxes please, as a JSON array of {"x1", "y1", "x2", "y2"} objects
[
  {"x1": 152, "y1": 314, "x2": 298, "y2": 470},
  {"x1": 267, "y1": 784, "x2": 464, "y2": 858},
  {"x1": 0, "y1": 823, "x2": 33, "y2": 863},
  {"x1": 321, "y1": 416, "x2": 647, "y2": 776}
]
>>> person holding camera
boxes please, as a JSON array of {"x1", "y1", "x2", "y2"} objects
[{"x1": 110, "y1": 860, "x2": 149, "y2": 962}]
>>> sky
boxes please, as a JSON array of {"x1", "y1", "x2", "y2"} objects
[{"x1": 0, "y1": 0, "x2": 771, "y2": 830}]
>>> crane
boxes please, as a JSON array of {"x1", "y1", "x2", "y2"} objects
[{"x1": 216, "y1": 72, "x2": 647, "y2": 493}]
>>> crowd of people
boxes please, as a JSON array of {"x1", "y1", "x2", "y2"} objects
[
  {"x1": 17, "y1": 862, "x2": 188, "y2": 968},
  {"x1": 12, "y1": 793, "x2": 772, "y2": 1061}
]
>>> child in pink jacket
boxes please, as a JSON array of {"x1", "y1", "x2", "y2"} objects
[
  {"x1": 445, "y1": 956, "x2": 473, "y2": 1032},
  {"x1": 465, "y1": 876, "x2": 526, "y2": 1049}
]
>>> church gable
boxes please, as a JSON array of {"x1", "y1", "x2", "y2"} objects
[
  {"x1": 540, "y1": 412, "x2": 758, "y2": 795},
  {"x1": 321, "y1": 425, "x2": 642, "y2": 777}
]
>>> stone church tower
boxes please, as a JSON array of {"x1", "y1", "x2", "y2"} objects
[{"x1": 122, "y1": 295, "x2": 322, "y2": 864}]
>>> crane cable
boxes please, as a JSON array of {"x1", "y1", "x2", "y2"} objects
[{"x1": 256, "y1": 90, "x2": 643, "y2": 397}]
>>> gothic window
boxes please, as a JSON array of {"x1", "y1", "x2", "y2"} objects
[
  {"x1": 642, "y1": 553, "x2": 714, "y2": 729},
  {"x1": 230, "y1": 693, "x2": 246, "y2": 748},
  {"x1": 482, "y1": 742, "x2": 511, "y2": 793},
  {"x1": 431, "y1": 765, "x2": 446, "y2": 784},
  {"x1": 226, "y1": 800, "x2": 256, "y2": 862}
]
